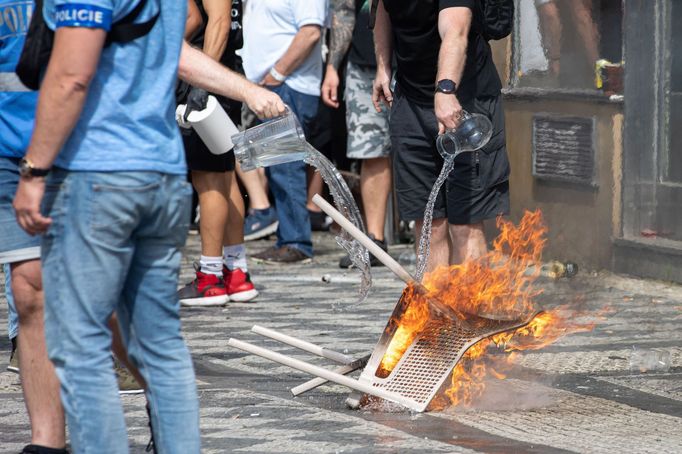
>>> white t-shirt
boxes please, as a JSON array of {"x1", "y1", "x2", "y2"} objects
[{"x1": 242, "y1": 0, "x2": 327, "y2": 96}]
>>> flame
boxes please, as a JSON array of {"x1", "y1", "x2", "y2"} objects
[
  {"x1": 376, "y1": 285, "x2": 430, "y2": 378},
  {"x1": 376, "y1": 210, "x2": 597, "y2": 408}
]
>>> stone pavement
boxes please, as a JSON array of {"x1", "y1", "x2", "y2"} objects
[{"x1": 1, "y1": 231, "x2": 681, "y2": 453}]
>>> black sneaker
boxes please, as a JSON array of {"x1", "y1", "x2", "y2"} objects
[
  {"x1": 309, "y1": 209, "x2": 332, "y2": 231},
  {"x1": 252, "y1": 245, "x2": 312, "y2": 264},
  {"x1": 339, "y1": 235, "x2": 387, "y2": 268},
  {"x1": 20, "y1": 444, "x2": 69, "y2": 453},
  {"x1": 7, "y1": 336, "x2": 19, "y2": 374}
]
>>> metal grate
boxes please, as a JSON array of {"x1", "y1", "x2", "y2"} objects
[
  {"x1": 532, "y1": 114, "x2": 596, "y2": 186},
  {"x1": 358, "y1": 293, "x2": 536, "y2": 412},
  {"x1": 375, "y1": 321, "x2": 472, "y2": 403}
]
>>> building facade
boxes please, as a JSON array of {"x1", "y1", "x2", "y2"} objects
[{"x1": 492, "y1": 0, "x2": 681, "y2": 282}]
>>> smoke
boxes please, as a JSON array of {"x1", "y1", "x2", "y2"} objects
[
  {"x1": 456, "y1": 377, "x2": 556, "y2": 412},
  {"x1": 443, "y1": 361, "x2": 557, "y2": 413}
]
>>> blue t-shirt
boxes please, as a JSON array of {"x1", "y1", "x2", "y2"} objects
[
  {"x1": 43, "y1": 0, "x2": 187, "y2": 174},
  {"x1": 0, "y1": 0, "x2": 38, "y2": 159}
]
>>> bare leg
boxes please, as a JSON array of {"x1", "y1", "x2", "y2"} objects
[
  {"x1": 109, "y1": 314, "x2": 146, "y2": 388},
  {"x1": 569, "y1": 0, "x2": 600, "y2": 66},
  {"x1": 536, "y1": 1, "x2": 562, "y2": 76},
  {"x1": 448, "y1": 223, "x2": 487, "y2": 265},
  {"x1": 361, "y1": 157, "x2": 391, "y2": 240},
  {"x1": 306, "y1": 168, "x2": 325, "y2": 212},
  {"x1": 415, "y1": 218, "x2": 450, "y2": 273},
  {"x1": 192, "y1": 170, "x2": 230, "y2": 257},
  {"x1": 235, "y1": 163, "x2": 270, "y2": 210},
  {"x1": 224, "y1": 171, "x2": 245, "y2": 246},
  {"x1": 11, "y1": 259, "x2": 65, "y2": 448}
]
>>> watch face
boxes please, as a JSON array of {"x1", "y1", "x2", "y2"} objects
[
  {"x1": 18, "y1": 158, "x2": 49, "y2": 177},
  {"x1": 438, "y1": 79, "x2": 456, "y2": 93},
  {"x1": 18, "y1": 159, "x2": 31, "y2": 177}
]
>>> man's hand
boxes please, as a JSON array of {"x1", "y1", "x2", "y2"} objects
[
  {"x1": 434, "y1": 91, "x2": 463, "y2": 134},
  {"x1": 244, "y1": 85, "x2": 287, "y2": 119},
  {"x1": 13, "y1": 177, "x2": 51, "y2": 235},
  {"x1": 183, "y1": 87, "x2": 209, "y2": 121},
  {"x1": 260, "y1": 70, "x2": 284, "y2": 87},
  {"x1": 372, "y1": 66, "x2": 393, "y2": 113},
  {"x1": 321, "y1": 65, "x2": 341, "y2": 108}
]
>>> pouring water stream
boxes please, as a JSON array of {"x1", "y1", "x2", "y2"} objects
[
  {"x1": 414, "y1": 111, "x2": 494, "y2": 282},
  {"x1": 230, "y1": 107, "x2": 492, "y2": 299},
  {"x1": 232, "y1": 112, "x2": 371, "y2": 303}
]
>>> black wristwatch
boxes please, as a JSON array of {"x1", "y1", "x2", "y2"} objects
[
  {"x1": 435, "y1": 79, "x2": 457, "y2": 95},
  {"x1": 18, "y1": 158, "x2": 50, "y2": 178}
]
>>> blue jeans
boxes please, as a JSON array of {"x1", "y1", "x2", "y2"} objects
[
  {"x1": 41, "y1": 169, "x2": 199, "y2": 454},
  {"x1": 4, "y1": 264, "x2": 18, "y2": 340},
  {"x1": 265, "y1": 83, "x2": 318, "y2": 257}
]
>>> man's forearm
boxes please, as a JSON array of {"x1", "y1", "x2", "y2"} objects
[
  {"x1": 185, "y1": 0, "x2": 203, "y2": 40},
  {"x1": 433, "y1": 8, "x2": 471, "y2": 133},
  {"x1": 179, "y1": 41, "x2": 255, "y2": 102},
  {"x1": 202, "y1": 0, "x2": 231, "y2": 60},
  {"x1": 436, "y1": 8, "x2": 470, "y2": 87},
  {"x1": 436, "y1": 34, "x2": 467, "y2": 86},
  {"x1": 26, "y1": 28, "x2": 105, "y2": 169},
  {"x1": 373, "y1": 0, "x2": 392, "y2": 74},
  {"x1": 273, "y1": 25, "x2": 322, "y2": 76},
  {"x1": 328, "y1": 0, "x2": 355, "y2": 70}
]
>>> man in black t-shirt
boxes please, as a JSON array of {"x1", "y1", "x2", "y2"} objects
[{"x1": 373, "y1": 0, "x2": 510, "y2": 270}]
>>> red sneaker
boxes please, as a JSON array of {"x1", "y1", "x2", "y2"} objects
[
  {"x1": 223, "y1": 267, "x2": 258, "y2": 302},
  {"x1": 178, "y1": 268, "x2": 229, "y2": 307}
]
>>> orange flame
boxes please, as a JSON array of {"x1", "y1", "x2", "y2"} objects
[
  {"x1": 376, "y1": 285, "x2": 430, "y2": 378},
  {"x1": 376, "y1": 210, "x2": 597, "y2": 408}
]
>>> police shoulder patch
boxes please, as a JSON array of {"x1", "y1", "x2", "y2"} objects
[{"x1": 55, "y1": 3, "x2": 112, "y2": 31}]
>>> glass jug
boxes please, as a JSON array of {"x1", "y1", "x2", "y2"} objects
[
  {"x1": 436, "y1": 110, "x2": 493, "y2": 159},
  {"x1": 232, "y1": 110, "x2": 308, "y2": 171}
]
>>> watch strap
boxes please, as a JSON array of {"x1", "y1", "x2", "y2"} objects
[
  {"x1": 29, "y1": 166, "x2": 51, "y2": 177},
  {"x1": 19, "y1": 158, "x2": 50, "y2": 177}
]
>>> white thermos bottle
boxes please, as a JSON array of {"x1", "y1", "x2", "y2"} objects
[{"x1": 175, "y1": 95, "x2": 239, "y2": 155}]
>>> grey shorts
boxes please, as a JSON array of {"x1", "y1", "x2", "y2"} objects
[
  {"x1": 390, "y1": 89, "x2": 510, "y2": 225},
  {"x1": 345, "y1": 62, "x2": 391, "y2": 159},
  {"x1": 0, "y1": 158, "x2": 40, "y2": 264}
]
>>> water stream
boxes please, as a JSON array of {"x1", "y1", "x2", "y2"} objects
[
  {"x1": 304, "y1": 144, "x2": 372, "y2": 303},
  {"x1": 415, "y1": 156, "x2": 456, "y2": 283}
]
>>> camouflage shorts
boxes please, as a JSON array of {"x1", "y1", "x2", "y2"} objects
[{"x1": 345, "y1": 62, "x2": 391, "y2": 159}]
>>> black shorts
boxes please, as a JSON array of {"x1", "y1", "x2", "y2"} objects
[
  {"x1": 390, "y1": 89, "x2": 510, "y2": 225},
  {"x1": 182, "y1": 97, "x2": 241, "y2": 173}
]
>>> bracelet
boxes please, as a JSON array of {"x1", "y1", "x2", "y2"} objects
[{"x1": 269, "y1": 66, "x2": 287, "y2": 82}]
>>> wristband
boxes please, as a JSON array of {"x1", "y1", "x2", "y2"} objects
[{"x1": 269, "y1": 66, "x2": 287, "y2": 82}]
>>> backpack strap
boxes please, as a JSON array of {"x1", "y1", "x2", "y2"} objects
[
  {"x1": 105, "y1": 0, "x2": 160, "y2": 47},
  {"x1": 368, "y1": 0, "x2": 379, "y2": 29}
]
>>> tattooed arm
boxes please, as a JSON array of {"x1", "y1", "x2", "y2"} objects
[
  {"x1": 329, "y1": 0, "x2": 356, "y2": 70},
  {"x1": 321, "y1": 0, "x2": 355, "y2": 108}
]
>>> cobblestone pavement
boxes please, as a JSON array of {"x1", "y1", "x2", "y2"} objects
[{"x1": 1, "y1": 232, "x2": 681, "y2": 453}]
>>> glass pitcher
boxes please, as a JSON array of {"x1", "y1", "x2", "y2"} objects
[
  {"x1": 232, "y1": 109, "x2": 308, "y2": 171},
  {"x1": 436, "y1": 110, "x2": 493, "y2": 159}
]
